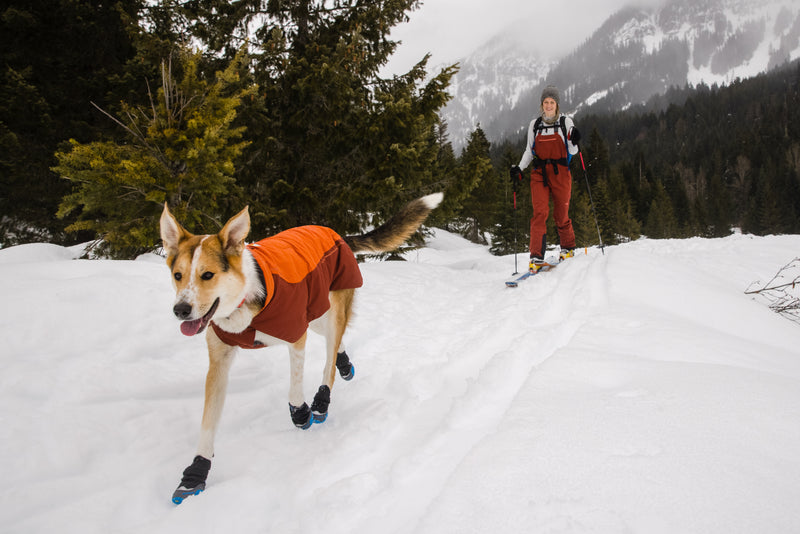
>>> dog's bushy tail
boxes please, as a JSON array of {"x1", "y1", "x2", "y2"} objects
[{"x1": 344, "y1": 193, "x2": 443, "y2": 253}]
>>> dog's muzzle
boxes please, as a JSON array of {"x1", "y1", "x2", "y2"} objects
[{"x1": 175, "y1": 298, "x2": 220, "y2": 336}]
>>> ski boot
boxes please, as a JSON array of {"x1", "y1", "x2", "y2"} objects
[
  {"x1": 559, "y1": 248, "x2": 575, "y2": 262},
  {"x1": 529, "y1": 256, "x2": 547, "y2": 273}
]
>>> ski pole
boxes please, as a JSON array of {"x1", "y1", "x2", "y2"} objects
[{"x1": 578, "y1": 150, "x2": 605, "y2": 255}]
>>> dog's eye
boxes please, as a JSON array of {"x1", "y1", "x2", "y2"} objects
[
  {"x1": 201, "y1": 271, "x2": 214, "y2": 281},
  {"x1": 174, "y1": 272, "x2": 182, "y2": 281}
]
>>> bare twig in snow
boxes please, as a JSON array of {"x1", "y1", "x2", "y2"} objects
[{"x1": 745, "y1": 258, "x2": 800, "y2": 324}]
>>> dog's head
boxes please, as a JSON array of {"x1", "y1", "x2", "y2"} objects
[{"x1": 159, "y1": 204, "x2": 251, "y2": 336}]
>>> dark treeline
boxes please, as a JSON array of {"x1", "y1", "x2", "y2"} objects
[
  {"x1": 2, "y1": 1, "x2": 799, "y2": 259},
  {"x1": 579, "y1": 61, "x2": 800, "y2": 242}
]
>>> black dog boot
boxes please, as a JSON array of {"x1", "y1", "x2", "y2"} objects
[
  {"x1": 336, "y1": 351, "x2": 355, "y2": 381},
  {"x1": 289, "y1": 402, "x2": 313, "y2": 429},
  {"x1": 172, "y1": 455, "x2": 212, "y2": 504},
  {"x1": 311, "y1": 385, "x2": 331, "y2": 423}
]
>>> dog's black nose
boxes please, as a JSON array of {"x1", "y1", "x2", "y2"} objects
[{"x1": 173, "y1": 302, "x2": 193, "y2": 320}]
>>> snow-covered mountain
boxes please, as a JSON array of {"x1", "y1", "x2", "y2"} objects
[
  {"x1": 442, "y1": 0, "x2": 800, "y2": 151},
  {"x1": 437, "y1": 34, "x2": 554, "y2": 150}
]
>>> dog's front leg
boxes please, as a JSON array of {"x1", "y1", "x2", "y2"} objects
[
  {"x1": 197, "y1": 331, "x2": 237, "y2": 458},
  {"x1": 172, "y1": 328, "x2": 236, "y2": 504},
  {"x1": 288, "y1": 333, "x2": 315, "y2": 429}
]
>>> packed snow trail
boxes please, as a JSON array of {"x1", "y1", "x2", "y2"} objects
[
  {"x1": 1, "y1": 231, "x2": 800, "y2": 533},
  {"x1": 334, "y1": 242, "x2": 606, "y2": 533}
]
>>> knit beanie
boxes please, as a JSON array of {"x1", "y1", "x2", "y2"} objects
[{"x1": 540, "y1": 85, "x2": 560, "y2": 105}]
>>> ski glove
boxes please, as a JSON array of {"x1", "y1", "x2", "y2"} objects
[{"x1": 569, "y1": 127, "x2": 581, "y2": 145}]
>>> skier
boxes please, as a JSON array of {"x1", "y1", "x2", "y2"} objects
[{"x1": 510, "y1": 85, "x2": 581, "y2": 273}]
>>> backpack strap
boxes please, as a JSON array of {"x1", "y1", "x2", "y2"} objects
[
  {"x1": 533, "y1": 116, "x2": 543, "y2": 135},
  {"x1": 559, "y1": 115, "x2": 572, "y2": 164}
]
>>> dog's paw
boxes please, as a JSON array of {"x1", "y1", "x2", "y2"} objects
[
  {"x1": 289, "y1": 402, "x2": 313, "y2": 429},
  {"x1": 311, "y1": 385, "x2": 331, "y2": 424},
  {"x1": 336, "y1": 351, "x2": 355, "y2": 381},
  {"x1": 172, "y1": 455, "x2": 211, "y2": 504}
]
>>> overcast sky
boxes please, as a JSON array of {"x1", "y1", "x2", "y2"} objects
[{"x1": 384, "y1": 0, "x2": 666, "y2": 75}]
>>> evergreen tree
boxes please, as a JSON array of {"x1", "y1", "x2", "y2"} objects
[
  {"x1": 643, "y1": 181, "x2": 677, "y2": 238},
  {"x1": 53, "y1": 50, "x2": 254, "y2": 258},
  {"x1": 449, "y1": 125, "x2": 494, "y2": 243},
  {"x1": 490, "y1": 145, "x2": 530, "y2": 256},
  {"x1": 583, "y1": 128, "x2": 616, "y2": 244},
  {"x1": 426, "y1": 121, "x2": 459, "y2": 227},
  {"x1": 590, "y1": 158, "x2": 641, "y2": 243},
  {"x1": 584, "y1": 127, "x2": 610, "y2": 184},
  {"x1": 622, "y1": 151, "x2": 652, "y2": 225},
  {"x1": 230, "y1": 0, "x2": 456, "y2": 237},
  {"x1": 705, "y1": 172, "x2": 732, "y2": 237},
  {"x1": 744, "y1": 164, "x2": 783, "y2": 235},
  {"x1": 592, "y1": 176, "x2": 616, "y2": 246},
  {"x1": 664, "y1": 168, "x2": 694, "y2": 237},
  {"x1": 0, "y1": 0, "x2": 144, "y2": 246}
]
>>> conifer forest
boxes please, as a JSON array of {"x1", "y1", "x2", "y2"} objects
[{"x1": 2, "y1": 0, "x2": 799, "y2": 258}]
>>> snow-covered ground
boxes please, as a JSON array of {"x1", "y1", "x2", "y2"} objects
[{"x1": 2, "y1": 230, "x2": 800, "y2": 533}]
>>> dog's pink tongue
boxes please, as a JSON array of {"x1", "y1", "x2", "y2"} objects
[{"x1": 180, "y1": 319, "x2": 203, "y2": 336}]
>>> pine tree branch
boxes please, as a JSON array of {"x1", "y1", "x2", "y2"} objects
[{"x1": 90, "y1": 101, "x2": 141, "y2": 142}]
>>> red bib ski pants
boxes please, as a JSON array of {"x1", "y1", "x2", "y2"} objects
[{"x1": 529, "y1": 131, "x2": 576, "y2": 258}]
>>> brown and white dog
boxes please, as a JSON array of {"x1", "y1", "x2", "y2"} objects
[{"x1": 159, "y1": 193, "x2": 442, "y2": 504}]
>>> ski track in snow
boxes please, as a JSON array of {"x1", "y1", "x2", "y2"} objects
[{"x1": 2, "y1": 231, "x2": 800, "y2": 533}]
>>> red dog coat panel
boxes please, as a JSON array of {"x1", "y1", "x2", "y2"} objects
[{"x1": 212, "y1": 226, "x2": 363, "y2": 348}]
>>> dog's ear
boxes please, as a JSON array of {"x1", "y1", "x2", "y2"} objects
[
  {"x1": 160, "y1": 203, "x2": 190, "y2": 257},
  {"x1": 219, "y1": 206, "x2": 250, "y2": 256}
]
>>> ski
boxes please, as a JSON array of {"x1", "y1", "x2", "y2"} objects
[{"x1": 505, "y1": 261, "x2": 557, "y2": 287}]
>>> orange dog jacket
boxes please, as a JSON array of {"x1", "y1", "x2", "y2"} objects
[{"x1": 212, "y1": 226, "x2": 363, "y2": 348}]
